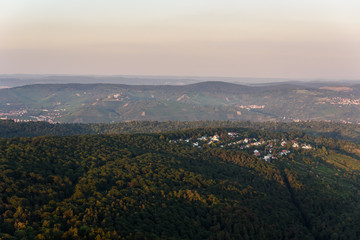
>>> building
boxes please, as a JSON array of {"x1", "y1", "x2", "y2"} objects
[{"x1": 292, "y1": 142, "x2": 299, "y2": 148}]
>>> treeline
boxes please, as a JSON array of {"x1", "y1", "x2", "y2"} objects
[
  {"x1": 1, "y1": 120, "x2": 360, "y2": 144},
  {"x1": 0, "y1": 120, "x2": 93, "y2": 138},
  {"x1": 0, "y1": 128, "x2": 360, "y2": 239}
]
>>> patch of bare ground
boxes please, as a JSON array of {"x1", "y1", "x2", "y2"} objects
[{"x1": 319, "y1": 86, "x2": 353, "y2": 92}]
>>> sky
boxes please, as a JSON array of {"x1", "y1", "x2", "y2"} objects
[{"x1": 0, "y1": 0, "x2": 360, "y2": 80}]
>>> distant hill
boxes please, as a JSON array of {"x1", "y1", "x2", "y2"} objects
[
  {"x1": 0, "y1": 75, "x2": 200, "y2": 88},
  {"x1": 1, "y1": 74, "x2": 359, "y2": 88},
  {"x1": 0, "y1": 81, "x2": 359, "y2": 123}
]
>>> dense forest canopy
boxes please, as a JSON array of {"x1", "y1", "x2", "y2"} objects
[
  {"x1": 1, "y1": 120, "x2": 360, "y2": 144},
  {"x1": 0, "y1": 126, "x2": 360, "y2": 239}
]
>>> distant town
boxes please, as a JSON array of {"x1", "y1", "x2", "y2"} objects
[
  {"x1": 318, "y1": 97, "x2": 360, "y2": 105},
  {"x1": 0, "y1": 108, "x2": 65, "y2": 123}
]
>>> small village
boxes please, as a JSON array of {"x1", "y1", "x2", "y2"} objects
[
  {"x1": 318, "y1": 97, "x2": 360, "y2": 106},
  {"x1": 0, "y1": 108, "x2": 64, "y2": 123},
  {"x1": 169, "y1": 132, "x2": 313, "y2": 162},
  {"x1": 237, "y1": 105, "x2": 265, "y2": 110}
]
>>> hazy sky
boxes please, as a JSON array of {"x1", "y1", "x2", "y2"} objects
[{"x1": 1, "y1": 0, "x2": 360, "y2": 79}]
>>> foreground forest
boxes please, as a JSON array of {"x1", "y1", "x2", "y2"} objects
[{"x1": 1, "y1": 126, "x2": 360, "y2": 239}]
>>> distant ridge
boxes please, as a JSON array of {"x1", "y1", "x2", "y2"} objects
[
  {"x1": 1, "y1": 74, "x2": 359, "y2": 88},
  {"x1": 0, "y1": 81, "x2": 359, "y2": 123},
  {"x1": 183, "y1": 81, "x2": 250, "y2": 93}
]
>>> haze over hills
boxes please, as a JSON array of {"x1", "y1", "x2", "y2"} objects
[
  {"x1": 0, "y1": 80, "x2": 359, "y2": 124},
  {"x1": 1, "y1": 74, "x2": 359, "y2": 88},
  {"x1": 0, "y1": 75, "x2": 200, "y2": 88}
]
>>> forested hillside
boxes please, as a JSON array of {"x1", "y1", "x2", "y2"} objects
[
  {"x1": 1, "y1": 82, "x2": 359, "y2": 123},
  {"x1": 1, "y1": 128, "x2": 360, "y2": 239},
  {"x1": 1, "y1": 120, "x2": 360, "y2": 144}
]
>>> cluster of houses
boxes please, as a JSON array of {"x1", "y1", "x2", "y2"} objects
[
  {"x1": 169, "y1": 134, "x2": 222, "y2": 148},
  {"x1": 0, "y1": 107, "x2": 66, "y2": 123},
  {"x1": 319, "y1": 97, "x2": 360, "y2": 106},
  {"x1": 169, "y1": 132, "x2": 314, "y2": 163},
  {"x1": 237, "y1": 105, "x2": 265, "y2": 110},
  {"x1": 0, "y1": 109, "x2": 28, "y2": 118},
  {"x1": 255, "y1": 149, "x2": 291, "y2": 163}
]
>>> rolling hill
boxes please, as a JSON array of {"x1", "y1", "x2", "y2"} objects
[{"x1": 0, "y1": 82, "x2": 359, "y2": 123}]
